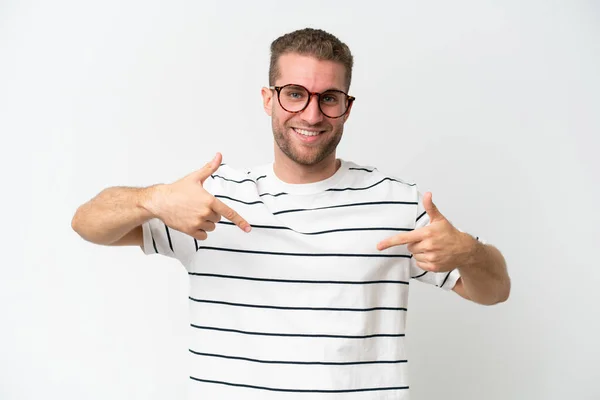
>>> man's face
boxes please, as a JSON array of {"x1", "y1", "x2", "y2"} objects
[{"x1": 262, "y1": 53, "x2": 353, "y2": 166}]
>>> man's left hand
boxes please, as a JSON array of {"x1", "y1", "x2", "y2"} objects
[{"x1": 376, "y1": 192, "x2": 477, "y2": 273}]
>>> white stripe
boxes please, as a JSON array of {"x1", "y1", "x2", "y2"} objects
[
  {"x1": 187, "y1": 324, "x2": 408, "y2": 365},
  {"x1": 188, "y1": 352, "x2": 409, "y2": 392},
  {"x1": 188, "y1": 300, "x2": 406, "y2": 337}
]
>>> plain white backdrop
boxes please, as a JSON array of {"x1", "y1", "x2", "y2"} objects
[{"x1": 1, "y1": 0, "x2": 599, "y2": 399}]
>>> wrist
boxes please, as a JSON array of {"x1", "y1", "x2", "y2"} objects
[
  {"x1": 459, "y1": 232, "x2": 482, "y2": 270},
  {"x1": 139, "y1": 184, "x2": 166, "y2": 220}
]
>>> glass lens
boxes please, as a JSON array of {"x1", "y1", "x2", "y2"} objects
[
  {"x1": 319, "y1": 90, "x2": 347, "y2": 118},
  {"x1": 279, "y1": 85, "x2": 310, "y2": 112}
]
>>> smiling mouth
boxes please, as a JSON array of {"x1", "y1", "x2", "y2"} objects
[{"x1": 293, "y1": 128, "x2": 324, "y2": 137}]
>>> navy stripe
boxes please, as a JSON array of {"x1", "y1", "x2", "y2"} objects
[
  {"x1": 191, "y1": 324, "x2": 405, "y2": 339},
  {"x1": 150, "y1": 231, "x2": 158, "y2": 253},
  {"x1": 273, "y1": 200, "x2": 417, "y2": 216},
  {"x1": 164, "y1": 225, "x2": 173, "y2": 253},
  {"x1": 349, "y1": 167, "x2": 375, "y2": 172},
  {"x1": 411, "y1": 271, "x2": 428, "y2": 279},
  {"x1": 189, "y1": 297, "x2": 407, "y2": 312},
  {"x1": 256, "y1": 175, "x2": 266, "y2": 181},
  {"x1": 188, "y1": 349, "x2": 407, "y2": 365},
  {"x1": 214, "y1": 195, "x2": 264, "y2": 206},
  {"x1": 416, "y1": 211, "x2": 427, "y2": 223},
  {"x1": 217, "y1": 221, "x2": 411, "y2": 235},
  {"x1": 190, "y1": 377, "x2": 409, "y2": 393},
  {"x1": 211, "y1": 198, "x2": 417, "y2": 213},
  {"x1": 439, "y1": 271, "x2": 452, "y2": 288},
  {"x1": 326, "y1": 177, "x2": 416, "y2": 192},
  {"x1": 194, "y1": 238, "x2": 199, "y2": 251},
  {"x1": 259, "y1": 191, "x2": 288, "y2": 197},
  {"x1": 211, "y1": 174, "x2": 257, "y2": 184},
  {"x1": 188, "y1": 272, "x2": 409, "y2": 286},
  {"x1": 196, "y1": 246, "x2": 412, "y2": 258}
]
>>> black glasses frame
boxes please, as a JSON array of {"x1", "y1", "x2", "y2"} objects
[{"x1": 270, "y1": 84, "x2": 355, "y2": 119}]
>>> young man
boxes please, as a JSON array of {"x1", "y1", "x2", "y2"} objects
[{"x1": 72, "y1": 28, "x2": 510, "y2": 399}]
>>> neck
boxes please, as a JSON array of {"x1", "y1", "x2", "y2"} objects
[{"x1": 273, "y1": 150, "x2": 340, "y2": 184}]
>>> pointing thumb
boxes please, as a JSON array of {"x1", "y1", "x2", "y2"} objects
[{"x1": 195, "y1": 152, "x2": 222, "y2": 183}]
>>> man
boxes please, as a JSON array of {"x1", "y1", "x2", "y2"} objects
[{"x1": 72, "y1": 28, "x2": 510, "y2": 399}]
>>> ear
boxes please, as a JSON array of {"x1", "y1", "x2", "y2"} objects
[{"x1": 261, "y1": 87, "x2": 273, "y2": 116}]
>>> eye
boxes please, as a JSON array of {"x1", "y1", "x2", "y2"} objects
[
  {"x1": 321, "y1": 92, "x2": 340, "y2": 104},
  {"x1": 281, "y1": 86, "x2": 307, "y2": 101}
]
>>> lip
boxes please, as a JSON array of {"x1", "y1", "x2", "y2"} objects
[{"x1": 292, "y1": 127, "x2": 325, "y2": 143}]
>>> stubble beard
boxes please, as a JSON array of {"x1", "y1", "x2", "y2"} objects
[{"x1": 272, "y1": 116, "x2": 343, "y2": 166}]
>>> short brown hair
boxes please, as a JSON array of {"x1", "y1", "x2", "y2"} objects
[{"x1": 269, "y1": 28, "x2": 354, "y2": 90}]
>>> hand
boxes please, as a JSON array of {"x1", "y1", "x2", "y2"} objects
[
  {"x1": 145, "y1": 152, "x2": 251, "y2": 240},
  {"x1": 376, "y1": 192, "x2": 476, "y2": 273}
]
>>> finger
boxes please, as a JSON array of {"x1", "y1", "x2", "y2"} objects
[
  {"x1": 416, "y1": 260, "x2": 435, "y2": 271},
  {"x1": 407, "y1": 242, "x2": 426, "y2": 255},
  {"x1": 377, "y1": 229, "x2": 427, "y2": 251},
  {"x1": 412, "y1": 252, "x2": 429, "y2": 263},
  {"x1": 190, "y1": 229, "x2": 208, "y2": 241},
  {"x1": 211, "y1": 198, "x2": 252, "y2": 232},
  {"x1": 203, "y1": 210, "x2": 222, "y2": 224},
  {"x1": 423, "y1": 192, "x2": 444, "y2": 222},
  {"x1": 192, "y1": 152, "x2": 223, "y2": 184},
  {"x1": 197, "y1": 221, "x2": 216, "y2": 233}
]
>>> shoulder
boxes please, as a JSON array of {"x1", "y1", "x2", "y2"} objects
[{"x1": 342, "y1": 160, "x2": 418, "y2": 192}]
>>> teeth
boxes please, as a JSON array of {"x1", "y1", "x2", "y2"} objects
[{"x1": 295, "y1": 128, "x2": 321, "y2": 137}]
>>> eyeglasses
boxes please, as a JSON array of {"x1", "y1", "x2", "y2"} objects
[{"x1": 270, "y1": 84, "x2": 355, "y2": 119}]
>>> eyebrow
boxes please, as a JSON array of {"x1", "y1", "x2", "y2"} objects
[
  {"x1": 286, "y1": 84, "x2": 347, "y2": 93},
  {"x1": 323, "y1": 86, "x2": 346, "y2": 93}
]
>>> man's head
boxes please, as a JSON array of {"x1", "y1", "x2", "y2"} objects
[
  {"x1": 268, "y1": 28, "x2": 354, "y2": 92},
  {"x1": 261, "y1": 28, "x2": 355, "y2": 167}
]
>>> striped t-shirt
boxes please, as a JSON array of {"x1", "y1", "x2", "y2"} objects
[{"x1": 142, "y1": 159, "x2": 462, "y2": 400}]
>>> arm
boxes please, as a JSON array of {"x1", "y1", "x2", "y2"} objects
[
  {"x1": 71, "y1": 153, "x2": 250, "y2": 249},
  {"x1": 452, "y1": 237, "x2": 510, "y2": 305},
  {"x1": 377, "y1": 191, "x2": 510, "y2": 306},
  {"x1": 71, "y1": 186, "x2": 157, "y2": 246}
]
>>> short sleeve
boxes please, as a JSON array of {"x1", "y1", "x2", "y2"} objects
[
  {"x1": 141, "y1": 218, "x2": 198, "y2": 265},
  {"x1": 409, "y1": 190, "x2": 484, "y2": 290}
]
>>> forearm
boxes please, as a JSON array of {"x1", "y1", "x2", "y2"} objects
[
  {"x1": 458, "y1": 235, "x2": 511, "y2": 305},
  {"x1": 71, "y1": 185, "x2": 159, "y2": 245}
]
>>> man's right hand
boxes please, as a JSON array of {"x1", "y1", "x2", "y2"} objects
[{"x1": 145, "y1": 152, "x2": 251, "y2": 241}]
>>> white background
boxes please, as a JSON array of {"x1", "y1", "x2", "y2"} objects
[{"x1": 1, "y1": 0, "x2": 599, "y2": 399}]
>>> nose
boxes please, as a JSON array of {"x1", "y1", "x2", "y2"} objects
[{"x1": 300, "y1": 94, "x2": 324, "y2": 125}]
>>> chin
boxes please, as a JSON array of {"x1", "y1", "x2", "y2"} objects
[{"x1": 289, "y1": 148, "x2": 335, "y2": 166}]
